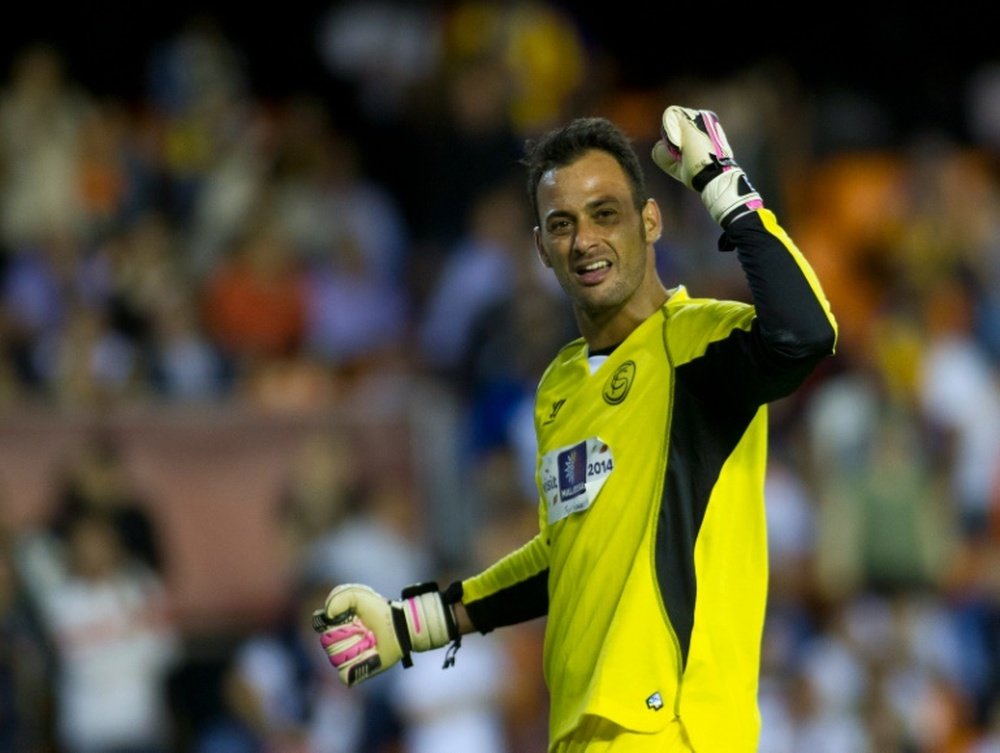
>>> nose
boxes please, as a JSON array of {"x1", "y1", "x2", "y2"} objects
[{"x1": 572, "y1": 217, "x2": 600, "y2": 255}]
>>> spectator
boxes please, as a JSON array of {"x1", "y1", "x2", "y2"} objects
[
  {"x1": 275, "y1": 427, "x2": 367, "y2": 570},
  {"x1": 147, "y1": 286, "x2": 229, "y2": 401},
  {"x1": 200, "y1": 214, "x2": 306, "y2": 380},
  {"x1": 0, "y1": 42, "x2": 93, "y2": 249},
  {"x1": 1, "y1": 226, "x2": 91, "y2": 391},
  {"x1": 270, "y1": 99, "x2": 409, "y2": 286},
  {"x1": 416, "y1": 177, "x2": 539, "y2": 378},
  {"x1": 144, "y1": 12, "x2": 255, "y2": 241},
  {"x1": 219, "y1": 576, "x2": 366, "y2": 753},
  {"x1": 0, "y1": 530, "x2": 52, "y2": 753},
  {"x1": 34, "y1": 508, "x2": 182, "y2": 753},
  {"x1": 391, "y1": 54, "x2": 524, "y2": 269},
  {"x1": 917, "y1": 274, "x2": 1000, "y2": 539},
  {"x1": 48, "y1": 433, "x2": 166, "y2": 575},
  {"x1": 816, "y1": 403, "x2": 954, "y2": 599},
  {"x1": 303, "y1": 480, "x2": 432, "y2": 600}
]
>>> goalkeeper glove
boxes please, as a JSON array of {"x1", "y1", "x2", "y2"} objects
[
  {"x1": 651, "y1": 106, "x2": 763, "y2": 228},
  {"x1": 314, "y1": 582, "x2": 461, "y2": 687}
]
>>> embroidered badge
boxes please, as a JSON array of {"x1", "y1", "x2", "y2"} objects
[{"x1": 603, "y1": 360, "x2": 636, "y2": 405}]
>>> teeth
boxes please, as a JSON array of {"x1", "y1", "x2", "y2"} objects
[{"x1": 581, "y1": 260, "x2": 610, "y2": 272}]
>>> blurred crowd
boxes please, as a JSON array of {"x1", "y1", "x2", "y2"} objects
[{"x1": 2, "y1": 2, "x2": 1000, "y2": 752}]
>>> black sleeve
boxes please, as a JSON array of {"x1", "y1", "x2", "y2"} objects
[
  {"x1": 454, "y1": 571, "x2": 549, "y2": 634},
  {"x1": 722, "y1": 213, "x2": 836, "y2": 362},
  {"x1": 693, "y1": 213, "x2": 837, "y2": 406}
]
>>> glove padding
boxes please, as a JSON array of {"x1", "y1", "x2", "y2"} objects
[
  {"x1": 315, "y1": 582, "x2": 459, "y2": 687},
  {"x1": 651, "y1": 106, "x2": 763, "y2": 228}
]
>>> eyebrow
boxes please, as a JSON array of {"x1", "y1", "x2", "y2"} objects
[{"x1": 543, "y1": 196, "x2": 623, "y2": 223}]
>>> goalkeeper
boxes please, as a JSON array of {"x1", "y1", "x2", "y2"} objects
[{"x1": 316, "y1": 106, "x2": 837, "y2": 751}]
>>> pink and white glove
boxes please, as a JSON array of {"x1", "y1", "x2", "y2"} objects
[
  {"x1": 314, "y1": 582, "x2": 459, "y2": 687},
  {"x1": 652, "y1": 106, "x2": 764, "y2": 228},
  {"x1": 318, "y1": 612, "x2": 382, "y2": 686}
]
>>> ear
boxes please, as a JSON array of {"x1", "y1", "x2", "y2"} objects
[
  {"x1": 534, "y1": 227, "x2": 552, "y2": 268},
  {"x1": 642, "y1": 198, "x2": 662, "y2": 244}
]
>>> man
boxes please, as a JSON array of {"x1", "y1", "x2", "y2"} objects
[{"x1": 316, "y1": 106, "x2": 837, "y2": 751}]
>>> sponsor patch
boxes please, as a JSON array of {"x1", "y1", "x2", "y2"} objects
[{"x1": 540, "y1": 437, "x2": 614, "y2": 525}]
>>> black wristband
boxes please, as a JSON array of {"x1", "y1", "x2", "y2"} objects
[
  {"x1": 441, "y1": 581, "x2": 464, "y2": 641},
  {"x1": 390, "y1": 603, "x2": 414, "y2": 668}
]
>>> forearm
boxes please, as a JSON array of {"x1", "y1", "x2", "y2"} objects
[
  {"x1": 459, "y1": 532, "x2": 550, "y2": 633},
  {"x1": 453, "y1": 600, "x2": 477, "y2": 635},
  {"x1": 726, "y1": 209, "x2": 837, "y2": 360}
]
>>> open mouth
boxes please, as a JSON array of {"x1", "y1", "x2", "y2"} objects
[{"x1": 576, "y1": 259, "x2": 611, "y2": 285}]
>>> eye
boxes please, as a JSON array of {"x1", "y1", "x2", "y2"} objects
[
  {"x1": 595, "y1": 207, "x2": 618, "y2": 223},
  {"x1": 547, "y1": 218, "x2": 572, "y2": 235}
]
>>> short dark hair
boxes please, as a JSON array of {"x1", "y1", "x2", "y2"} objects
[{"x1": 522, "y1": 116, "x2": 647, "y2": 225}]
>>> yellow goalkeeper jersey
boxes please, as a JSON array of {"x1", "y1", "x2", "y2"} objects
[{"x1": 461, "y1": 209, "x2": 836, "y2": 751}]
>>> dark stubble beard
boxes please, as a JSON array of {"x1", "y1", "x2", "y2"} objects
[{"x1": 572, "y1": 219, "x2": 648, "y2": 318}]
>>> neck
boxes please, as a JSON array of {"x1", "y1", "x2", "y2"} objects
[{"x1": 577, "y1": 281, "x2": 670, "y2": 351}]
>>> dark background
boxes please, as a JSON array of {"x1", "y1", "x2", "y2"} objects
[{"x1": 2, "y1": 2, "x2": 997, "y2": 144}]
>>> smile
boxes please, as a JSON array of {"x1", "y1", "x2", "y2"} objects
[
  {"x1": 577, "y1": 260, "x2": 611, "y2": 273},
  {"x1": 575, "y1": 259, "x2": 612, "y2": 285}
]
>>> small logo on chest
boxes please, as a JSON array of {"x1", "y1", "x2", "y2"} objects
[
  {"x1": 603, "y1": 360, "x2": 636, "y2": 405},
  {"x1": 543, "y1": 398, "x2": 566, "y2": 425}
]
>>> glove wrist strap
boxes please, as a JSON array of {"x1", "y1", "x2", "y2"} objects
[
  {"x1": 441, "y1": 580, "x2": 463, "y2": 669},
  {"x1": 396, "y1": 581, "x2": 464, "y2": 669},
  {"x1": 391, "y1": 603, "x2": 415, "y2": 668},
  {"x1": 702, "y1": 169, "x2": 763, "y2": 228}
]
